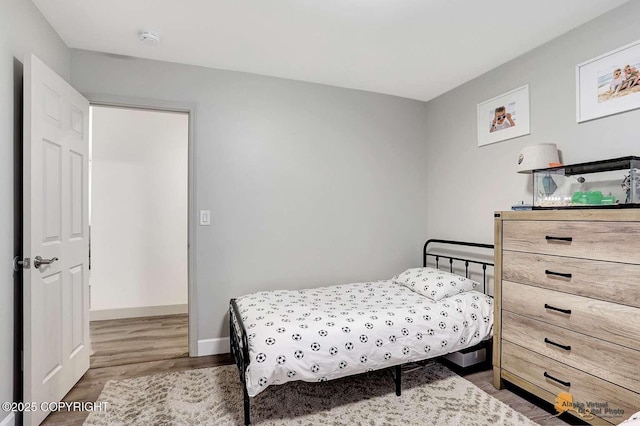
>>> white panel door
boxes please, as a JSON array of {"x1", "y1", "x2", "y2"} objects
[{"x1": 23, "y1": 54, "x2": 90, "y2": 426}]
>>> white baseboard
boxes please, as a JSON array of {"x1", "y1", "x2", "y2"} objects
[
  {"x1": 0, "y1": 412, "x2": 15, "y2": 426},
  {"x1": 197, "y1": 337, "x2": 230, "y2": 356},
  {"x1": 90, "y1": 304, "x2": 188, "y2": 321}
]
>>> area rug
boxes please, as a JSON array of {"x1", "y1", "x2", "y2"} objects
[{"x1": 84, "y1": 363, "x2": 538, "y2": 425}]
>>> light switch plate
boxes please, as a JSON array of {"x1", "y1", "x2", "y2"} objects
[{"x1": 200, "y1": 210, "x2": 211, "y2": 226}]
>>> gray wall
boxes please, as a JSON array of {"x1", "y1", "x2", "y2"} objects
[
  {"x1": 5, "y1": 2, "x2": 634, "y2": 395},
  {"x1": 0, "y1": 0, "x2": 70, "y2": 421},
  {"x1": 70, "y1": 50, "x2": 430, "y2": 342},
  {"x1": 424, "y1": 0, "x2": 640, "y2": 245}
]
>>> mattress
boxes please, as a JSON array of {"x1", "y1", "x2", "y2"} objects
[{"x1": 235, "y1": 279, "x2": 493, "y2": 397}]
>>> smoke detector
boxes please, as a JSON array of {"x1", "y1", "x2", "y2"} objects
[{"x1": 139, "y1": 31, "x2": 160, "y2": 45}]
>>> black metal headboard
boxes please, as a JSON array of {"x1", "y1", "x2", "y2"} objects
[{"x1": 423, "y1": 239, "x2": 494, "y2": 294}]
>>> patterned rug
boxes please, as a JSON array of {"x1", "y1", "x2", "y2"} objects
[{"x1": 85, "y1": 363, "x2": 538, "y2": 425}]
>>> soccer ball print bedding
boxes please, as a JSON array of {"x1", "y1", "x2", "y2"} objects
[{"x1": 235, "y1": 280, "x2": 493, "y2": 396}]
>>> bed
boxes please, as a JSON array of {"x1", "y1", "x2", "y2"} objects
[{"x1": 229, "y1": 239, "x2": 494, "y2": 425}]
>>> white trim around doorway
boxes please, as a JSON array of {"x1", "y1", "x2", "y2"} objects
[{"x1": 84, "y1": 93, "x2": 198, "y2": 357}]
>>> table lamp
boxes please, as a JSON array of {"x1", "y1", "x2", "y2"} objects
[{"x1": 517, "y1": 144, "x2": 561, "y2": 196}]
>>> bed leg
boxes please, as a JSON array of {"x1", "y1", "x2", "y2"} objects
[
  {"x1": 394, "y1": 365, "x2": 402, "y2": 396},
  {"x1": 243, "y1": 385, "x2": 251, "y2": 425}
]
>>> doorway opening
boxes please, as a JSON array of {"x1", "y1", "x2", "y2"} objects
[{"x1": 88, "y1": 105, "x2": 190, "y2": 368}]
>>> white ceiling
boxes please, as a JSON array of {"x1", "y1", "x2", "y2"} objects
[{"x1": 34, "y1": 0, "x2": 628, "y2": 101}]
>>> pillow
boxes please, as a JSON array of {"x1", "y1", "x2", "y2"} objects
[{"x1": 392, "y1": 267, "x2": 480, "y2": 301}]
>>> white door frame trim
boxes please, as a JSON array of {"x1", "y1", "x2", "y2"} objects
[{"x1": 84, "y1": 93, "x2": 198, "y2": 357}]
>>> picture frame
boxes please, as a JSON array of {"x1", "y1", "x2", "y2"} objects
[
  {"x1": 477, "y1": 84, "x2": 530, "y2": 147},
  {"x1": 576, "y1": 39, "x2": 640, "y2": 123}
]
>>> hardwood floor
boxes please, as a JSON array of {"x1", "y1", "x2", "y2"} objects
[
  {"x1": 459, "y1": 367, "x2": 584, "y2": 425},
  {"x1": 42, "y1": 354, "x2": 232, "y2": 425},
  {"x1": 42, "y1": 316, "x2": 580, "y2": 425},
  {"x1": 40, "y1": 313, "x2": 195, "y2": 424},
  {"x1": 90, "y1": 314, "x2": 189, "y2": 368}
]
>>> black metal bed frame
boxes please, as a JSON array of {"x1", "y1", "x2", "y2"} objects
[
  {"x1": 423, "y1": 239, "x2": 494, "y2": 293},
  {"x1": 229, "y1": 239, "x2": 494, "y2": 425}
]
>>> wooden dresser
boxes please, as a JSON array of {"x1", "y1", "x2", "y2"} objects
[{"x1": 494, "y1": 210, "x2": 640, "y2": 425}]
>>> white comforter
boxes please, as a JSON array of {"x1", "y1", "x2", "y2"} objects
[{"x1": 235, "y1": 280, "x2": 493, "y2": 397}]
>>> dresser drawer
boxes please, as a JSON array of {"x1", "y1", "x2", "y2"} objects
[
  {"x1": 502, "y1": 220, "x2": 640, "y2": 264},
  {"x1": 502, "y1": 251, "x2": 640, "y2": 308},
  {"x1": 502, "y1": 280, "x2": 640, "y2": 349},
  {"x1": 502, "y1": 310, "x2": 640, "y2": 394},
  {"x1": 502, "y1": 341, "x2": 640, "y2": 425}
]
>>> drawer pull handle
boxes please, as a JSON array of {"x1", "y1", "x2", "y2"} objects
[
  {"x1": 544, "y1": 304, "x2": 571, "y2": 315},
  {"x1": 545, "y1": 270, "x2": 572, "y2": 279},
  {"x1": 544, "y1": 338, "x2": 571, "y2": 351},
  {"x1": 545, "y1": 236, "x2": 573, "y2": 242},
  {"x1": 544, "y1": 371, "x2": 571, "y2": 387}
]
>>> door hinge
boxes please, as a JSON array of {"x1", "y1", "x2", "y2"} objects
[{"x1": 13, "y1": 256, "x2": 30, "y2": 271}]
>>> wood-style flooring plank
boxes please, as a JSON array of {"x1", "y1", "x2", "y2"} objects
[
  {"x1": 42, "y1": 354, "x2": 232, "y2": 426},
  {"x1": 89, "y1": 314, "x2": 189, "y2": 369},
  {"x1": 461, "y1": 367, "x2": 586, "y2": 425}
]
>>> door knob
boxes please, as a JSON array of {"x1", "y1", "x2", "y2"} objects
[{"x1": 34, "y1": 256, "x2": 58, "y2": 268}]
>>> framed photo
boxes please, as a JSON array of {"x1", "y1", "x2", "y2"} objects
[
  {"x1": 477, "y1": 85, "x2": 530, "y2": 147},
  {"x1": 577, "y1": 39, "x2": 640, "y2": 123}
]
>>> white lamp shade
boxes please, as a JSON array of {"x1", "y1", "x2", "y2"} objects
[{"x1": 517, "y1": 143, "x2": 559, "y2": 173}]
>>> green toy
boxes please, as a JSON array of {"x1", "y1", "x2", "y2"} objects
[{"x1": 571, "y1": 191, "x2": 616, "y2": 205}]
